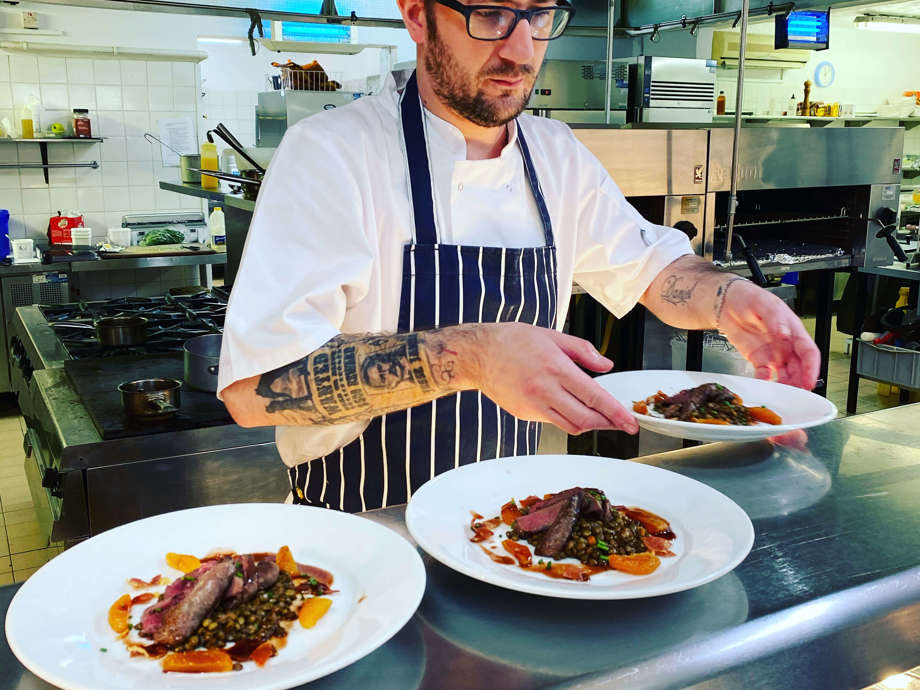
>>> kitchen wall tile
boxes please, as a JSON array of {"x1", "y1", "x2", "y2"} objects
[
  {"x1": 96, "y1": 110, "x2": 124, "y2": 138},
  {"x1": 73, "y1": 142, "x2": 100, "y2": 163},
  {"x1": 92, "y1": 59, "x2": 121, "y2": 85},
  {"x1": 127, "y1": 161, "x2": 153, "y2": 186},
  {"x1": 21, "y1": 188, "x2": 50, "y2": 214},
  {"x1": 180, "y1": 194, "x2": 202, "y2": 211},
  {"x1": 6, "y1": 217, "x2": 25, "y2": 239},
  {"x1": 128, "y1": 186, "x2": 156, "y2": 211},
  {"x1": 65, "y1": 58, "x2": 94, "y2": 85},
  {"x1": 9, "y1": 55, "x2": 39, "y2": 82},
  {"x1": 94, "y1": 85, "x2": 122, "y2": 111},
  {"x1": 122, "y1": 85, "x2": 148, "y2": 112},
  {"x1": 47, "y1": 143, "x2": 74, "y2": 164},
  {"x1": 49, "y1": 187, "x2": 79, "y2": 212},
  {"x1": 39, "y1": 84, "x2": 68, "y2": 110},
  {"x1": 104, "y1": 187, "x2": 131, "y2": 212},
  {"x1": 1, "y1": 188, "x2": 22, "y2": 213},
  {"x1": 23, "y1": 215, "x2": 49, "y2": 243},
  {"x1": 147, "y1": 86, "x2": 172, "y2": 111},
  {"x1": 47, "y1": 166, "x2": 75, "y2": 186},
  {"x1": 172, "y1": 62, "x2": 195, "y2": 87},
  {"x1": 120, "y1": 60, "x2": 147, "y2": 86},
  {"x1": 76, "y1": 187, "x2": 105, "y2": 213},
  {"x1": 17, "y1": 145, "x2": 41, "y2": 164},
  {"x1": 100, "y1": 137, "x2": 126, "y2": 162},
  {"x1": 37, "y1": 57, "x2": 67, "y2": 84},
  {"x1": 0, "y1": 145, "x2": 16, "y2": 165},
  {"x1": 67, "y1": 84, "x2": 96, "y2": 110},
  {"x1": 0, "y1": 169, "x2": 22, "y2": 192},
  {"x1": 11, "y1": 83, "x2": 40, "y2": 109},
  {"x1": 173, "y1": 86, "x2": 195, "y2": 112},
  {"x1": 122, "y1": 111, "x2": 149, "y2": 136},
  {"x1": 0, "y1": 55, "x2": 9, "y2": 82},
  {"x1": 101, "y1": 161, "x2": 128, "y2": 186},
  {"x1": 74, "y1": 166, "x2": 102, "y2": 189},
  {"x1": 0, "y1": 83, "x2": 13, "y2": 109},
  {"x1": 41, "y1": 109, "x2": 71, "y2": 135},
  {"x1": 155, "y1": 163, "x2": 180, "y2": 183},
  {"x1": 125, "y1": 136, "x2": 151, "y2": 162},
  {"x1": 155, "y1": 187, "x2": 183, "y2": 211},
  {"x1": 146, "y1": 62, "x2": 172, "y2": 87},
  {"x1": 18, "y1": 167, "x2": 47, "y2": 189}
]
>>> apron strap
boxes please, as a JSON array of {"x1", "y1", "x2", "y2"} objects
[
  {"x1": 516, "y1": 126, "x2": 554, "y2": 248},
  {"x1": 400, "y1": 72, "x2": 439, "y2": 246},
  {"x1": 400, "y1": 70, "x2": 555, "y2": 248}
]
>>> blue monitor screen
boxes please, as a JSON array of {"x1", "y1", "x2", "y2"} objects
[{"x1": 775, "y1": 10, "x2": 830, "y2": 50}]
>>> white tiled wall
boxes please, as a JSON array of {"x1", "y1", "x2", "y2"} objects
[
  {"x1": 198, "y1": 90, "x2": 258, "y2": 149},
  {"x1": 0, "y1": 52, "x2": 203, "y2": 244},
  {"x1": 72, "y1": 266, "x2": 201, "y2": 300}
]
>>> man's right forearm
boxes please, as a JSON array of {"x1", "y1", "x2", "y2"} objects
[{"x1": 222, "y1": 326, "x2": 484, "y2": 427}]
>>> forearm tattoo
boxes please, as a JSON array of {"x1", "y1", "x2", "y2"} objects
[
  {"x1": 714, "y1": 276, "x2": 749, "y2": 330},
  {"x1": 255, "y1": 330, "x2": 467, "y2": 424},
  {"x1": 659, "y1": 275, "x2": 698, "y2": 306}
]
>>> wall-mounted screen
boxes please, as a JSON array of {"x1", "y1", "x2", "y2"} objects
[{"x1": 775, "y1": 10, "x2": 830, "y2": 50}]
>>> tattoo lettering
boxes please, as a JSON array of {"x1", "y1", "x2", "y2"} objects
[
  {"x1": 254, "y1": 329, "x2": 468, "y2": 424},
  {"x1": 660, "y1": 275, "x2": 698, "y2": 306}
]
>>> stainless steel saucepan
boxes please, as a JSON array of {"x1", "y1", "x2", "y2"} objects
[
  {"x1": 51, "y1": 315, "x2": 148, "y2": 346},
  {"x1": 184, "y1": 334, "x2": 221, "y2": 392},
  {"x1": 119, "y1": 378, "x2": 182, "y2": 419}
]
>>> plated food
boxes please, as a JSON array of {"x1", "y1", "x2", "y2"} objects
[
  {"x1": 633, "y1": 382, "x2": 782, "y2": 426},
  {"x1": 108, "y1": 546, "x2": 335, "y2": 673},
  {"x1": 468, "y1": 486, "x2": 677, "y2": 582}
]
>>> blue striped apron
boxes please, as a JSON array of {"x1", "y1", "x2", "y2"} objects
[{"x1": 290, "y1": 72, "x2": 559, "y2": 512}]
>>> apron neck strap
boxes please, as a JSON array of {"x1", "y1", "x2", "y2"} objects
[{"x1": 400, "y1": 71, "x2": 554, "y2": 247}]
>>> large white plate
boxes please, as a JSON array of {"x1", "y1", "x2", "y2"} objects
[
  {"x1": 597, "y1": 370, "x2": 838, "y2": 442},
  {"x1": 5, "y1": 504, "x2": 426, "y2": 690},
  {"x1": 405, "y1": 454, "x2": 754, "y2": 600}
]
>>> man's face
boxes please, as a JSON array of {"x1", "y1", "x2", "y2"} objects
[{"x1": 421, "y1": 0, "x2": 551, "y2": 127}]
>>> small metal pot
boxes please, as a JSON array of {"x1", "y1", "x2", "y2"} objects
[
  {"x1": 95, "y1": 316, "x2": 148, "y2": 346},
  {"x1": 184, "y1": 334, "x2": 221, "y2": 392},
  {"x1": 51, "y1": 315, "x2": 148, "y2": 346},
  {"x1": 119, "y1": 378, "x2": 182, "y2": 419}
]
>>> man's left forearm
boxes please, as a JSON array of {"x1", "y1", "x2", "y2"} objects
[{"x1": 639, "y1": 254, "x2": 744, "y2": 330}]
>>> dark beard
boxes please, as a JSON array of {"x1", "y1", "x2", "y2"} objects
[{"x1": 423, "y1": 8, "x2": 535, "y2": 127}]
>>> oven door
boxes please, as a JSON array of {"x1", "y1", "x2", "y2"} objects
[{"x1": 23, "y1": 427, "x2": 60, "y2": 547}]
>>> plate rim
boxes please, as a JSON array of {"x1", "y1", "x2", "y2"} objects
[
  {"x1": 597, "y1": 369, "x2": 838, "y2": 440},
  {"x1": 5, "y1": 503, "x2": 427, "y2": 690},
  {"x1": 405, "y1": 454, "x2": 755, "y2": 600}
]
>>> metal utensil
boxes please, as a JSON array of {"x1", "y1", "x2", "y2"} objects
[
  {"x1": 119, "y1": 378, "x2": 182, "y2": 419},
  {"x1": 186, "y1": 168, "x2": 261, "y2": 186},
  {"x1": 144, "y1": 133, "x2": 201, "y2": 183},
  {"x1": 211, "y1": 124, "x2": 266, "y2": 174}
]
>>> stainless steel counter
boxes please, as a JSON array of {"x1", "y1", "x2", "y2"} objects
[{"x1": 3, "y1": 404, "x2": 920, "y2": 689}]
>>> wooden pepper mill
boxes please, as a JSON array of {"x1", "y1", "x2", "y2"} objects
[{"x1": 802, "y1": 80, "x2": 812, "y2": 117}]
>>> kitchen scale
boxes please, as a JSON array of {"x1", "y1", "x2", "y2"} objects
[{"x1": 121, "y1": 212, "x2": 208, "y2": 246}]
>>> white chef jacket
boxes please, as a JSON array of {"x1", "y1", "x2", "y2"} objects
[{"x1": 218, "y1": 75, "x2": 692, "y2": 468}]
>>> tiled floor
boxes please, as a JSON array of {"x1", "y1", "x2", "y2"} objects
[{"x1": 0, "y1": 316, "x2": 911, "y2": 585}]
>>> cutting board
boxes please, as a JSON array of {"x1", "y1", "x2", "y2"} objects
[
  {"x1": 101, "y1": 243, "x2": 216, "y2": 259},
  {"x1": 65, "y1": 354, "x2": 233, "y2": 440}
]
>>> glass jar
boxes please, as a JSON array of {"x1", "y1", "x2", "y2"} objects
[{"x1": 72, "y1": 109, "x2": 92, "y2": 138}]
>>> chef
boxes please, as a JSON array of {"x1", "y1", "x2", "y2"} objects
[{"x1": 219, "y1": 0, "x2": 820, "y2": 511}]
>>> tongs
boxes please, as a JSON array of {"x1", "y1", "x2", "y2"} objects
[{"x1": 208, "y1": 124, "x2": 265, "y2": 174}]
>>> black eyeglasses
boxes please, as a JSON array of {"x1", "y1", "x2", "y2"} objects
[{"x1": 433, "y1": 0, "x2": 575, "y2": 41}]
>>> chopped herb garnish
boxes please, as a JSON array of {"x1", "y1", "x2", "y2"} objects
[
  {"x1": 544, "y1": 561, "x2": 552, "y2": 571},
  {"x1": 308, "y1": 577, "x2": 318, "y2": 586},
  {"x1": 183, "y1": 575, "x2": 197, "y2": 581},
  {"x1": 99, "y1": 647, "x2": 108, "y2": 652},
  {"x1": 597, "y1": 540, "x2": 609, "y2": 552}
]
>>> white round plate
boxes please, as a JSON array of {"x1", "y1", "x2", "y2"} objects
[
  {"x1": 5, "y1": 504, "x2": 426, "y2": 690},
  {"x1": 405, "y1": 454, "x2": 754, "y2": 600},
  {"x1": 597, "y1": 370, "x2": 837, "y2": 442}
]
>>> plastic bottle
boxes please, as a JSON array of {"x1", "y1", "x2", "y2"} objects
[
  {"x1": 200, "y1": 141, "x2": 219, "y2": 191},
  {"x1": 716, "y1": 91, "x2": 726, "y2": 115},
  {"x1": 20, "y1": 104, "x2": 34, "y2": 139},
  {"x1": 208, "y1": 206, "x2": 226, "y2": 251},
  {"x1": 786, "y1": 93, "x2": 796, "y2": 116},
  {"x1": 896, "y1": 287, "x2": 910, "y2": 309}
]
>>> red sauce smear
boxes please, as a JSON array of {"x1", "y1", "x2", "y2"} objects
[
  {"x1": 128, "y1": 574, "x2": 165, "y2": 589},
  {"x1": 226, "y1": 639, "x2": 277, "y2": 667},
  {"x1": 501, "y1": 539, "x2": 532, "y2": 567},
  {"x1": 469, "y1": 512, "x2": 502, "y2": 543},
  {"x1": 131, "y1": 593, "x2": 156, "y2": 605},
  {"x1": 133, "y1": 643, "x2": 170, "y2": 659},
  {"x1": 479, "y1": 545, "x2": 514, "y2": 565},
  {"x1": 295, "y1": 563, "x2": 334, "y2": 587}
]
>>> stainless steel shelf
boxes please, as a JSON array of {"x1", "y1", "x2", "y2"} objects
[
  {"x1": 0, "y1": 137, "x2": 103, "y2": 143},
  {"x1": 0, "y1": 137, "x2": 103, "y2": 183}
]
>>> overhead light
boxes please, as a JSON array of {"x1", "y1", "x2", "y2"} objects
[
  {"x1": 853, "y1": 15, "x2": 920, "y2": 34},
  {"x1": 196, "y1": 36, "x2": 246, "y2": 44}
]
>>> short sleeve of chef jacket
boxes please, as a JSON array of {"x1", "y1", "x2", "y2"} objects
[{"x1": 216, "y1": 112, "x2": 374, "y2": 396}]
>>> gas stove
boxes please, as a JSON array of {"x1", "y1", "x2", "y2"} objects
[{"x1": 40, "y1": 293, "x2": 226, "y2": 360}]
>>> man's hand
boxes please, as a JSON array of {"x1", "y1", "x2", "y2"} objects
[
  {"x1": 470, "y1": 323, "x2": 639, "y2": 436},
  {"x1": 717, "y1": 279, "x2": 820, "y2": 390}
]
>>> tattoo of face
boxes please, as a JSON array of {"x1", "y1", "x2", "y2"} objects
[
  {"x1": 661, "y1": 275, "x2": 698, "y2": 306},
  {"x1": 360, "y1": 349, "x2": 412, "y2": 389},
  {"x1": 256, "y1": 359, "x2": 318, "y2": 414}
]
